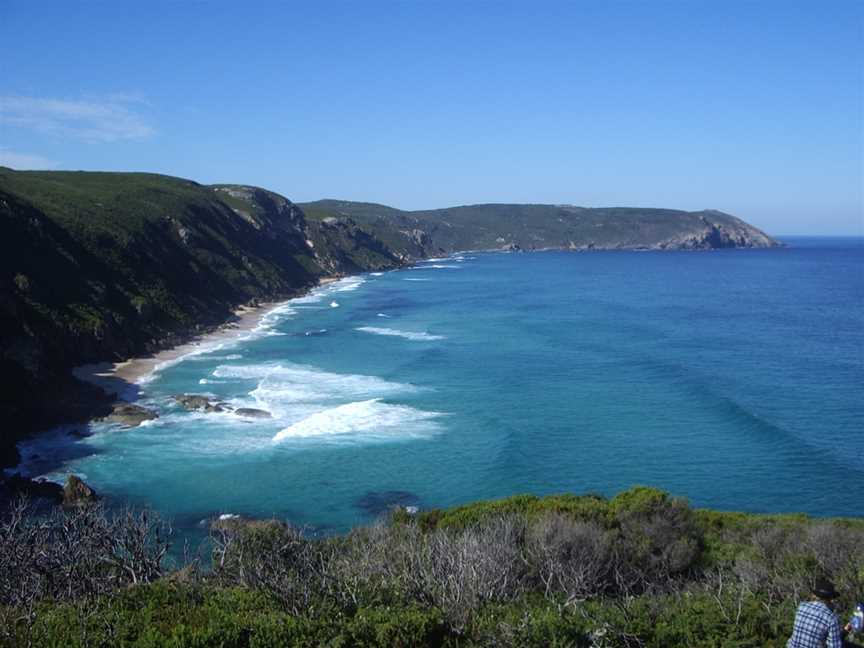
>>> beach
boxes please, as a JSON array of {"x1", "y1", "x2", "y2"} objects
[{"x1": 73, "y1": 277, "x2": 342, "y2": 397}]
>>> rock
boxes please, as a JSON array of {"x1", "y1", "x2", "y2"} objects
[
  {"x1": 62, "y1": 474, "x2": 98, "y2": 507},
  {"x1": 234, "y1": 408, "x2": 272, "y2": 419},
  {"x1": 3, "y1": 473, "x2": 63, "y2": 502},
  {"x1": 100, "y1": 403, "x2": 158, "y2": 427},
  {"x1": 174, "y1": 394, "x2": 227, "y2": 413}
]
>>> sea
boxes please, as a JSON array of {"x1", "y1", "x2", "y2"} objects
[{"x1": 16, "y1": 236, "x2": 864, "y2": 545}]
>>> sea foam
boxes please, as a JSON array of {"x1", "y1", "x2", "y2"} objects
[
  {"x1": 356, "y1": 326, "x2": 445, "y2": 341},
  {"x1": 272, "y1": 399, "x2": 441, "y2": 443},
  {"x1": 212, "y1": 362, "x2": 417, "y2": 417}
]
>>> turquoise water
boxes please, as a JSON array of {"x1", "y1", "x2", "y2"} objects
[{"x1": 20, "y1": 237, "x2": 864, "y2": 540}]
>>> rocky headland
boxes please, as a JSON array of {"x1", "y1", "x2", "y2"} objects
[{"x1": 0, "y1": 166, "x2": 781, "y2": 475}]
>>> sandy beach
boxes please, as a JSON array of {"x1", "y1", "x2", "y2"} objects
[{"x1": 73, "y1": 277, "x2": 343, "y2": 397}]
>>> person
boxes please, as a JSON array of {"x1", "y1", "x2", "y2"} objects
[{"x1": 787, "y1": 578, "x2": 849, "y2": 648}]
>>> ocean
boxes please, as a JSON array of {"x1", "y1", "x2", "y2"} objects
[{"x1": 18, "y1": 237, "x2": 864, "y2": 543}]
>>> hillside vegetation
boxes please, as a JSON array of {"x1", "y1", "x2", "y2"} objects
[
  {"x1": 1, "y1": 487, "x2": 861, "y2": 647},
  {"x1": 0, "y1": 168, "x2": 780, "y2": 468},
  {"x1": 300, "y1": 199, "x2": 781, "y2": 254}
]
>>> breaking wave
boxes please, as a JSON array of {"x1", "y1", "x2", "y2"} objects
[
  {"x1": 356, "y1": 326, "x2": 445, "y2": 341},
  {"x1": 272, "y1": 399, "x2": 441, "y2": 443}
]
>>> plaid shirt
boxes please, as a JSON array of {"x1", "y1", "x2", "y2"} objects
[{"x1": 787, "y1": 600, "x2": 843, "y2": 648}]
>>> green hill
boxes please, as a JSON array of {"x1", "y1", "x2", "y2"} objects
[{"x1": 300, "y1": 199, "x2": 781, "y2": 254}]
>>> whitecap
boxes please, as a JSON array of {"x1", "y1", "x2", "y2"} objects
[
  {"x1": 404, "y1": 278, "x2": 430, "y2": 282},
  {"x1": 331, "y1": 277, "x2": 366, "y2": 292},
  {"x1": 187, "y1": 353, "x2": 243, "y2": 363},
  {"x1": 376, "y1": 313, "x2": 390, "y2": 318},
  {"x1": 212, "y1": 362, "x2": 417, "y2": 416},
  {"x1": 356, "y1": 326, "x2": 445, "y2": 341},
  {"x1": 330, "y1": 301, "x2": 339, "y2": 308},
  {"x1": 272, "y1": 399, "x2": 441, "y2": 443},
  {"x1": 370, "y1": 272, "x2": 384, "y2": 276}
]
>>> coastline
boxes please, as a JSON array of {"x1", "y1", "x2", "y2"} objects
[{"x1": 73, "y1": 276, "x2": 343, "y2": 399}]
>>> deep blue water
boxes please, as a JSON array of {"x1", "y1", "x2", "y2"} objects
[{"x1": 19, "y1": 237, "x2": 864, "y2": 541}]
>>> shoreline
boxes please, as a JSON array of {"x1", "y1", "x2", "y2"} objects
[{"x1": 73, "y1": 276, "x2": 344, "y2": 399}]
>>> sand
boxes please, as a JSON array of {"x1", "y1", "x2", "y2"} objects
[{"x1": 73, "y1": 277, "x2": 343, "y2": 396}]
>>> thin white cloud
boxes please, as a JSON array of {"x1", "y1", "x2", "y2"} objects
[
  {"x1": 0, "y1": 95, "x2": 155, "y2": 142},
  {"x1": 0, "y1": 148, "x2": 59, "y2": 169}
]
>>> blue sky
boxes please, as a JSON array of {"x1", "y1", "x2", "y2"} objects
[{"x1": 1, "y1": 1, "x2": 861, "y2": 235}]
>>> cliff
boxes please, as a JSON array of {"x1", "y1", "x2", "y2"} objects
[{"x1": 0, "y1": 168, "x2": 781, "y2": 468}]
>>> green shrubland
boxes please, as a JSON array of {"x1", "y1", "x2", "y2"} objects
[{"x1": 1, "y1": 486, "x2": 862, "y2": 647}]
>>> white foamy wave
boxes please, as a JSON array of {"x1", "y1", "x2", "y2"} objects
[
  {"x1": 272, "y1": 399, "x2": 441, "y2": 442},
  {"x1": 331, "y1": 276, "x2": 366, "y2": 292},
  {"x1": 212, "y1": 362, "x2": 417, "y2": 416},
  {"x1": 199, "y1": 378, "x2": 226, "y2": 385},
  {"x1": 376, "y1": 313, "x2": 390, "y2": 318},
  {"x1": 356, "y1": 326, "x2": 445, "y2": 341},
  {"x1": 370, "y1": 272, "x2": 384, "y2": 276},
  {"x1": 255, "y1": 303, "x2": 296, "y2": 334},
  {"x1": 187, "y1": 353, "x2": 243, "y2": 363},
  {"x1": 426, "y1": 264, "x2": 461, "y2": 269},
  {"x1": 404, "y1": 278, "x2": 430, "y2": 282},
  {"x1": 330, "y1": 301, "x2": 339, "y2": 308}
]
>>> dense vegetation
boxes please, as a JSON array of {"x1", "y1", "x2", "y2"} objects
[{"x1": 2, "y1": 487, "x2": 861, "y2": 647}]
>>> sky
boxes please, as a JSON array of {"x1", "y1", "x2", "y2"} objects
[{"x1": 1, "y1": 1, "x2": 861, "y2": 235}]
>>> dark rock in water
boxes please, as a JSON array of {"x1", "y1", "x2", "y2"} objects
[
  {"x1": 174, "y1": 394, "x2": 227, "y2": 413},
  {"x1": 234, "y1": 407, "x2": 272, "y2": 419},
  {"x1": 62, "y1": 474, "x2": 98, "y2": 507},
  {"x1": 3, "y1": 473, "x2": 63, "y2": 503},
  {"x1": 99, "y1": 403, "x2": 158, "y2": 427},
  {"x1": 355, "y1": 490, "x2": 421, "y2": 517}
]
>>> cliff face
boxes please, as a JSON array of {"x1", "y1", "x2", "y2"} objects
[{"x1": 0, "y1": 168, "x2": 781, "y2": 468}]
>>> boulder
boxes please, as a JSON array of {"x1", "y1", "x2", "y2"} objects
[
  {"x1": 62, "y1": 474, "x2": 98, "y2": 507},
  {"x1": 234, "y1": 408, "x2": 272, "y2": 419},
  {"x1": 100, "y1": 403, "x2": 158, "y2": 427},
  {"x1": 174, "y1": 394, "x2": 227, "y2": 413}
]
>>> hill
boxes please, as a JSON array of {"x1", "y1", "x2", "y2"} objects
[
  {"x1": 300, "y1": 199, "x2": 781, "y2": 254},
  {"x1": 0, "y1": 168, "x2": 780, "y2": 468}
]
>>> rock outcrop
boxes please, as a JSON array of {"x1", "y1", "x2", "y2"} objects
[
  {"x1": 62, "y1": 474, "x2": 98, "y2": 507},
  {"x1": 174, "y1": 395, "x2": 227, "y2": 413},
  {"x1": 100, "y1": 403, "x2": 158, "y2": 427}
]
